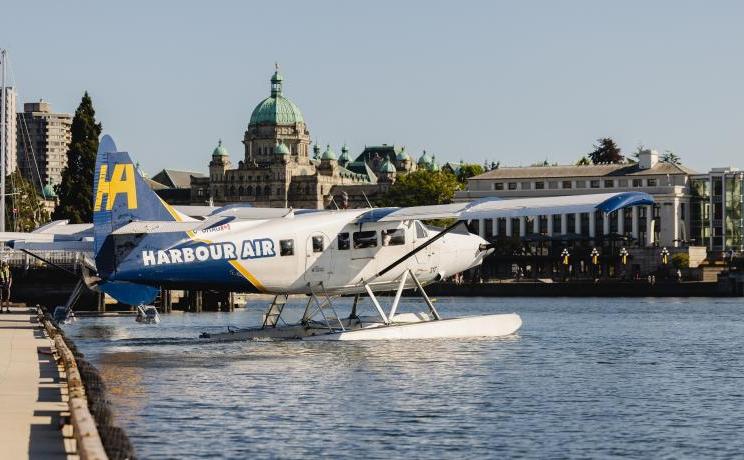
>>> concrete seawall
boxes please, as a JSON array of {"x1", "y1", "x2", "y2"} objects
[{"x1": 418, "y1": 281, "x2": 735, "y2": 297}]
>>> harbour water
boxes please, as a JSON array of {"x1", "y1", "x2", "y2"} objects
[{"x1": 67, "y1": 297, "x2": 744, "y2": 459}]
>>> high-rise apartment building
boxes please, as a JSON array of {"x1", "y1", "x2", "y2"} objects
[
  {"x1": 17, "y1": 100, "x2": 72, "y2": 190},
  {"x1": 0, "y1": 86, "x2": 17, "y2": 175}
]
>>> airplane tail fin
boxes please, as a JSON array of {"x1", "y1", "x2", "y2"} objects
[{"x1": 93, "y1": 135, "x2": 186, "y2": 295}]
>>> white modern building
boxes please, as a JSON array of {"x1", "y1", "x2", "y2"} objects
[
  {"x1": 16, "y1": 100, "x2": 72, "y2": 191},
  {"x1": 0, "y1": 86, "x2": 17, "y2": 175},
  {"x1": 456, "y1": 150, "x2": 696, "y2": 247}
]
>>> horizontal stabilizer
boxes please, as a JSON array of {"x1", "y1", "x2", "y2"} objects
[{"x1": 96, "y1": 281, "x2": 160, "y2": 306}]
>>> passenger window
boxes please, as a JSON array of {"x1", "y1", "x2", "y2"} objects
[
  {"x1": 381, "y1": 228, "x2": 405, "y2": 246},
  {"x1": 280, "y1": 239, "x2": 294, "y2": 256},
  {"x1": 415, "y1": 221, "x2": 428, "y2": 239},
  {"x1": 353, "y1": 231, "x2": 377, "y2": 248},
  {"x1": 337, "y1": 232, "x2": 350, "y2": 250},
  {"x1": 312, "y1": 236, "x2": 324, "y2": 253}
]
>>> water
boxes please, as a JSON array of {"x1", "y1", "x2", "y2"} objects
[{"x1": 66, "y1": 297, "x2": 744, "y2": 459}]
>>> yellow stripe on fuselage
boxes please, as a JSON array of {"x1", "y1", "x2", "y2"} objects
[{"x1": 228, "y1": 259, "x2": 266, "y2": 292}]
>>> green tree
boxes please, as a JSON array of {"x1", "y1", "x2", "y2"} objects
[
  {"x1": 379, "y1": 169, "x2": 460, "y2": 207},
  {"x1": 456, "y1": 163, "x2": 484, "y2": 184},
  {"x1": 53, "y1": 92, "x2": 102, "y2": 223},
  {"x1": 661, "y1": 150, "x2": 682, "y2": 165},
  {"x1": 575, "y1": 156, "x2": 591, "y2": 165},
  {"x1": 4, "y1": 171, "x2": 50, "y2": 231},
  {"x1": 588, "y1": 137, "x2": 624, "y2": 164}
]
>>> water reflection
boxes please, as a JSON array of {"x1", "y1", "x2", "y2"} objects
[{"x1": 67, "y1": 297, "x2": 744, "y2": 459}]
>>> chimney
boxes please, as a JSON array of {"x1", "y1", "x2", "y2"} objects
[{"x1": 638, "y1": 149, "x2": 659, "y2": 170}]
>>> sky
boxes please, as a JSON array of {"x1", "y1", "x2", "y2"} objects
[{"x1": 2, "y1": 1, "x2": 743, "y2": 175}]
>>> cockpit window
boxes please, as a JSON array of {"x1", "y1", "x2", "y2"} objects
[
  {"x1": 415, "y1": 221, "x2": 428, "y2": 239},
  {"x1": 312, "y1": 236, "x2": 324, "y2": 253},
  {"x1": 353, "y1": 231, "x2": 377, "y2": 248},
  {"x1": 381, "y1": 228, "x2": 405, "y2": 246},
  {"x1": 337, "y1": 232, "x2": 350, "y2": 250}
]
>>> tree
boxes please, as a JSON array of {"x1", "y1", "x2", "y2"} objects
[
  {"x1": 588, "y1": 137, "x2": 624, "y2": 164},
  {"x1": 53, "y1": 92, "x2": 102, "y2": 223},
  {"x1": 661, "y1": 150, "x2": 682, "y2": 165},
  {"x1": 456, "y1": 163, "x2": 484, "y2": 184},
  {"x1": 4, "y1": 171, "x2": 49, "y2": 231},
  {"x1": 379, "y1": 169, "x2": 460, "y2": 207},
  {"x1": 575, "y1": 156, "x2": 590, "y2": 166}
]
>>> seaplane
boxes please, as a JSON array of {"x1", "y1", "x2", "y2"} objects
[{"x1": 7, "y1": 135, "x2": 654, "y2": 341}]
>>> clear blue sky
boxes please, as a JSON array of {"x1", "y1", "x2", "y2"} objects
[{"x1": 3, "y1": 1, "x2": 743, "y2": 174}]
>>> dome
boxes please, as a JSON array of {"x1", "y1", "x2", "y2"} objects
[
  {"x1": 321, "y1": 145, "x2": 336, "y2": 160},
  {"x1": 396, "y1": 147, "x2": 410, "y2": 161},
  {"x1": 380, "y1": 159, "x2": 397, "y2": 174},
  {"x1": 42, "y1": 183, "x2": 56, "y2": 199},
  {"x1": 249, "y1": 68, "x2": 304, "y2": 126},
  {"x1": 339, "y1": 144, "x2": 351, "y2": 163},
  {"x1": 418, "y1": 150, "x2": 432, "y2": 166},
  {"x1": 212, "y1": 139, "x2": 229, "y2": 157},
  {"x1": 275, "y1": 141, "x2": 290, "y2": 155}
]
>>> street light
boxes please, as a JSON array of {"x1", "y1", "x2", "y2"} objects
[
  {"x1": 619, "y1": 247, "x2": 629, "y2": 265},
  {"x1": 661, "y1": 247, "x2": 670, "y2": 265},
  {"x1": 591, "y1": 247, "x2": 599, "y2": 265},
  {"x1": 561, "y1": 248, "x2": 570, "y2": 266}
]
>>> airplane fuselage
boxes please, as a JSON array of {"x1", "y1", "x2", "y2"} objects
[{"x1": 110, "y1": 209, "x2": 489, "y2": 295}]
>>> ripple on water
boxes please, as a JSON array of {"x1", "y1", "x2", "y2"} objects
[{"x1": 65, "y1": 297, "x2": 744, "y2": 459}]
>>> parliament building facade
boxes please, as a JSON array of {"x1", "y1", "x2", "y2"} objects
[{"x1": 190, "y1": 67, "x2": 439, "y2": 209}]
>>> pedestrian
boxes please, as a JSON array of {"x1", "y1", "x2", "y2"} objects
[{"x1": 0, "y1": 261, "x2": 11, "y2": 313}]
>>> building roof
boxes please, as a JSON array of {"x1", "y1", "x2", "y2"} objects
[
  {"x1": 321, "y1": 145, "x2": 337, "y2": 160},
  {"x1": 212, "y1": 140, "x2": 229, "y2": 157},
  {"x1": 144, "y1": 177, "x2": 169, "y2": 191},
  {"x1": 249, "y1": 69, "x2": 304, "y2": 126},
  {"x1": 470, "y1": 162, "x2": 698, "y2": 181},
  {"x1": 152, "y1": 169, "x2": 207, "y2": 189}
]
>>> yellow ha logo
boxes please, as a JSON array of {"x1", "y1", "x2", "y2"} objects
[{"x1": 94, "y1": 164, "x2": 138, "y2": 211}]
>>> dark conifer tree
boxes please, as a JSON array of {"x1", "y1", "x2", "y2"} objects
[
  {"x1": 588, "y1": 137, "x2": 624, "y2": 164},
  {"x1": 53, "y1": 92, "x2": 102, "y2": 223}
]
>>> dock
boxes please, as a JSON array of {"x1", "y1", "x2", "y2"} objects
[{"x1": 0, "y1": 306, "x2": 73, "y2": 459}]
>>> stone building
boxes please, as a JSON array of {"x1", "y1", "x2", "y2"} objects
[
  {"x1": 16, "y1": 100, "x2": 72, "y2": 192},
  {"x1": 190, "y1": 67, "x2": 436, "y2": 209},
  {"x1": 456, "y1": 149, "x2": 698, "y2": 248}
]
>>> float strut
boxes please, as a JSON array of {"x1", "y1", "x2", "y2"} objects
[{"x1": 409, "y1": 269, "x2": 440, "y2": 320}]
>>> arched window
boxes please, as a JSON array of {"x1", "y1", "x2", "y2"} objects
[
  {"x1": 238, "y1": 186, "x2": 244, "y2": 195},
  {"x1": 256, "y1": 186, "x2": 262, "y2": 196},
  {"x1": 276, "y1": 187, "x2": 282, "y2": 195},
  {"x1": 247, "y1": 185, "x2": 253, "y2": 195},
  {"x1": 264, "y1": 185, "x2": 271, "y2": 196},
  {"x1": 229, "y1": 186, "x2": 236, "y2": 196}
]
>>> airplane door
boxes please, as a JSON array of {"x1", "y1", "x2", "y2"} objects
[{"x1": 305, "y1": 232, "x2": 332, "y2": 284}]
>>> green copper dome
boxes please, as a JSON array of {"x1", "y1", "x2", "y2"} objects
[
  {"x1": 339, "y1": 144, "x2": 350, "y2": 163},
  {"x1": 249, "y1": 67, "x2": 304, "y2": 126},
  {"x1": 275, "y1": 141, "x2": 290, "y2": 155},
  {"x1": 380, "y1": 159, "x2": 397, "y2": 173},
  {"x1": 212, "y1": 139, "x2": 229, "y2": 157},
  {"x1": 396, "y1": 147, "x2": 410, "y2": 161},
  {"x1": 321, "y1": 145, "x2": 336, "y2": 160},
  {"x1": 418, "y1": 150, "x2": 432, "y2": 166}
]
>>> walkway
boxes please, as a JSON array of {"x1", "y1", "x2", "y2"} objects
[{"x1": 0, "y1": 306, "x2": 75, "y2": 459}]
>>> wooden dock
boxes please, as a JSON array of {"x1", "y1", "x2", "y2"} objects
[{"x1": 0, "y1": 306, "x2": 75, "y2": 459}]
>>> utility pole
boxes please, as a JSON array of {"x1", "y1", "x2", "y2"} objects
[{"x1": 0, "y1": 48, "x2": 6, "y2": 232}]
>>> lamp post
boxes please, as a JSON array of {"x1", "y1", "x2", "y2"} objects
[
  {"x1": 661, "y1": 247, "x2": 670, "y2": 266},
  {"x1": 619, "y1": 247, "x2": 629, "y2": 265}
]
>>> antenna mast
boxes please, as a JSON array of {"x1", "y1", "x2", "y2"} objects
[{"x1": 0, "y1": 49, "x2": 6, "y2": 232}]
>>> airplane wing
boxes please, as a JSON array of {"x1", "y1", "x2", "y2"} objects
[{"x1": 356, "y1": 192, "x2": 654, "y2": 223}]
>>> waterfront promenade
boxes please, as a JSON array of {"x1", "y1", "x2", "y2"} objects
[{"x1": 0, "y1": 306, "x2": 73, "y2": 459}]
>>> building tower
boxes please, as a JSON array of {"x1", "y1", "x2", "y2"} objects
[
  {"x1": 209, "y1": 140, "x2": 231, "y2": 199},
  {"x1": 243, "y1": 65, "x2": 310, "y2": 166},
  {"x1": 16, "y1": 100, "x2": 72, "y2": 190}
]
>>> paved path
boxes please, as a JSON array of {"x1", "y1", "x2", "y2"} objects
[{"x1": 0, "y1": 306, "x2": 75, "y2": 459}]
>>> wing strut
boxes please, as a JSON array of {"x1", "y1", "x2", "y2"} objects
[{"x1": 372, "y1": 220, "x2": 465, "y2": 280}]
